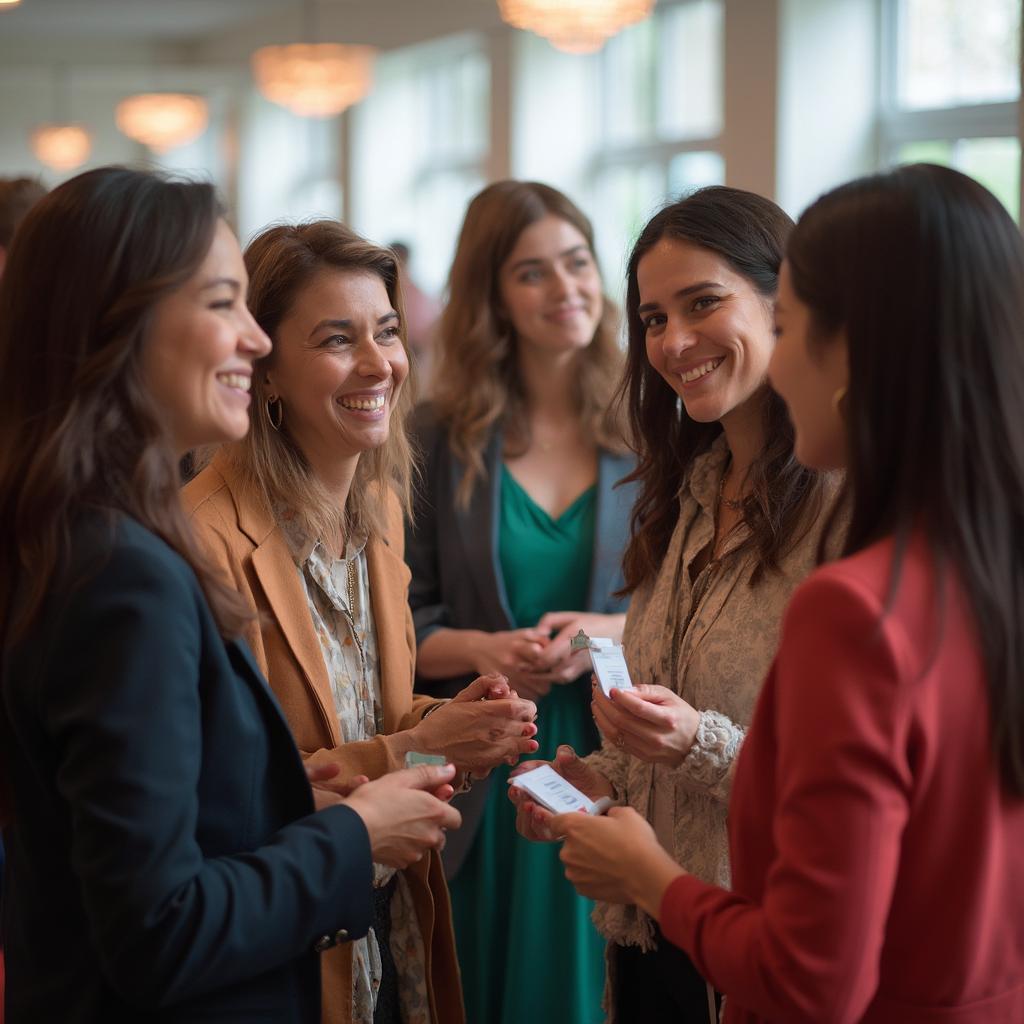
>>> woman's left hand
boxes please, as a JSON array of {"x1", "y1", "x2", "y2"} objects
[
  {"x1": 533, "y1": 611, "x2": 626, "y2": 683},
  {"x1": 409, "y1": 673, "x2": 540, "y2": 775},
  {"x1": 549, "y1": 806, "x2": 685, "y2": 916},
  {"x1": 304, "y1": 761, "x2": 370, "y2": 810},
  {"x1": 591, "y1": 683, "x2": 701, "y2": 766}
]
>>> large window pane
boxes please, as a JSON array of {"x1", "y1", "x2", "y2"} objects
[
  {"x1": 897, "y1": 0, "x2": 1021, "y2": 109},
  {"x1": 896, "y1": 136, "x2": 1021, "y2": 219},
  {"x1": 658, "y1": 0, "x2": 723, "y2": 140},
  {"x1": 591, "y1": 162, "x2": 665, "y2": 289},
  {"x1": 667, "y1": 150, "x2": 725, "y2": 195}
]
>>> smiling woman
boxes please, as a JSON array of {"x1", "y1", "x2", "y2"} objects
[{"x1": 183, "y1": 219, "x2": 542, "y2": 1024}]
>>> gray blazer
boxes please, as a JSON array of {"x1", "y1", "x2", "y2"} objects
[{"x1": 405, "y1": 402, "x2": 638, "y2": 877}]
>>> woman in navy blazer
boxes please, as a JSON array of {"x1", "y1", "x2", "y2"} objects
[
  {"x1": 551, "y1": 165, "x2": 1024, "y2": 1022},
  {"x1": 0, "y1": 167, "x2": 459, "y2": 1023}
]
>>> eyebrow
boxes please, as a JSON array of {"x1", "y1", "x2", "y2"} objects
[
  {"x1": 636, "y1": 280, "x2": 724, "y2": 315},
  {"x1": 307, "y1": 310, "x2": 400, "y2": 339},
  {"x1": 200, "y1": 277, "x2": 241, "y2": 293},
  {"x1": 509, "y1": 244, "x2": 589, "y2": 274}
]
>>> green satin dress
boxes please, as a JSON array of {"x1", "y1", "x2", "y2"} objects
[{"x1": 448, "y1": 466, "x2": 606, "y2": 1024}]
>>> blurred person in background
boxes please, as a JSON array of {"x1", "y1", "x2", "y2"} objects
[
  {"x1": 0, "y1": 172, "x2": 45, "y2": 1023},
  {"x1": 0, "y1": 177, "x2": 46, "y2": 278},
  {"x1": 185, "y1": 219, "x2": 539, "y2": 1024},
  {"x1": 406, "y1": 180, "x2": 636, "y2": 1024},
  {"x1": 389, "y1": 241, "x2": 441, "y2": 393}
]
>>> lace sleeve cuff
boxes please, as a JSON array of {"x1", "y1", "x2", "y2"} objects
[{"x1": 679, "y1": 710, "x2": 745, "y2": 798}]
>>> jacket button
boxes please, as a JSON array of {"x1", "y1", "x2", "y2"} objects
[
  {"x1": 334, "y1": 929, "x2": 349, "y2": 944},
  {"x1": 313, "y1": 934, "x2": 334, "y2": 953}
]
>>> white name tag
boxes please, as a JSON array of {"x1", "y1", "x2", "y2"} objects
[
  {"x1": 508, "y1": 764, "x2": 611, "y2": 816},
  {"x1": 589, "y1": 644, "x2": 635, "y2": 698}
]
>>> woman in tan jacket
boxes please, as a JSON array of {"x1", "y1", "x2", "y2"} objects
[{"x1": 184, "y1": 221, "x2": 539, "y2": 1024}]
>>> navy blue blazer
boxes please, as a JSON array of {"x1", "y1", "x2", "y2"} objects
[
  {"x1": 1, "y1": 513, "x2": 373, "y2": 1023},
  {"x1": 405, "y1": 403, "x2": 637, "y2": 876}
]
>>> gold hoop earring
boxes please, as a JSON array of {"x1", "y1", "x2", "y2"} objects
[
  {"x1": 266, "y1": 395, "x2": 283, "y2": 431},
  {"x1": 831, "y1": 386, "x2": 847, "y2": 417}
]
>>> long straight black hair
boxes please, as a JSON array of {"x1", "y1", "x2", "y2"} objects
[{"x1": 788, "y1": 163, "x2": 1024, "y2": 796}]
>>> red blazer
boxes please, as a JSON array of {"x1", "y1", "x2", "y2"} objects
[{"x1": 660, "y1": 534, "x2": 1024, "y2": 1023}]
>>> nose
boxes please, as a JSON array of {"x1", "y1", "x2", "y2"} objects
[
  {"x1": 355, "y1": 337, "x2": 392, "y2": 381},
  {"x1": 240, "y1": 308, "x2": 272, "y2": 360},
  {"x1": 658, "y1": 317, "x2": 698, "y2": 361},
  {"x1": 549, "y1": 266, "x2": 575, "y2": 302}
]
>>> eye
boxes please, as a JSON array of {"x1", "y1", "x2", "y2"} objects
[
  {"x1": 209, "y1": 299, "x2": 234, "y2": 311},
  {"x1": 519, "y1": 268, "x2": 544, "y2": 284},
  {"x1": 377, "y1": 325, "x2": 401, "y2": 342},
  {"x1": 692, "y1": 295, "x2": 721, "y2": 312},
  {"x1": 641, "y1": 313, "x2": 667, "y2": 331},
  {"x1": 319, "y1": 334, "x2": 350, "y2": 348},
  {"x1": 570, "y1": 255, "x2": 592, "y2": 272}
]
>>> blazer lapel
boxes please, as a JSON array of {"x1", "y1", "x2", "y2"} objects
[
  {"x1": 452, "y1": 429, "x2": 514, "y2": 629},
  {"x1": 250, "y1": 530, "x2": 341, "y2": 748},
  {"x1": 366, "y1": 534, "x2": 414, "y2": 734},
  {"x1": 587, "y1": 450, "x2": 635, "y2": 611}
]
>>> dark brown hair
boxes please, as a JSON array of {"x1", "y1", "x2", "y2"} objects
[
  {"x1": 0, "y1": 166, "x2": 250, "y2": 643},
  {"x1": 0, "y1": 176, "x2": 47, "y2": 249},
  {"x1": 619, "y1": 186, "x2": 826, "y2": 592},
  {"x1": 227, "y1": 220, "x2": 414, "y2": 544},
  {"x1": 788, "y1": 163, "x2": 1024, "y2": 795},
  {"x1": 431, "y1": 180, "x2": 627, "y2": 503}
]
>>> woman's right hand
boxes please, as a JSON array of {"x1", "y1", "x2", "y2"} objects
[
  {"x1": 507, "y1": 745, "x2": 614, "y2": 842},
  {"x1": 470, "y1": 628, "x2": 548, "y2": 678},
  {"x1": 341, "y1": 764, "x2": 462, "y2": 869}
]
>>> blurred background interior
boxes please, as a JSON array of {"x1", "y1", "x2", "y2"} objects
[{"x1": 0, "y1": 0, "x2": 1020, "y2": 306}]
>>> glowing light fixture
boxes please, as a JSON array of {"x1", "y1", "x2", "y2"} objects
[
  {"x1": 497, "y1": 0, "x2": 656, "y2": 53},
  {"x1": 31, "y1": 123, "x2": 92, "y2": 171},
  {"x1": 0, "y1": 0, "x2": 24, "y2": 10},
  {"x1": 115, "y1": 93, "x2": 209, "y2": 152},
  {"x1": 251, "y1": 42, "x2": 375, "y2": 117}
]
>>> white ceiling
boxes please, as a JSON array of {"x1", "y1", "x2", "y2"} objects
[{"x1": 0, "y1": 0, "x2": 499, "y2": 44}]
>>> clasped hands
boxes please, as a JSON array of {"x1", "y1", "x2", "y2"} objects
[
  {"x1": 476, "y1": 612, "x2": 625, "y2": 701},
  {"x1": 405, "y1": 671, "x2": 540, "y2": 777}
]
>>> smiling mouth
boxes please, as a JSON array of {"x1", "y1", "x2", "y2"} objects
[
  {"x1": 216, "y1": 373, "x2": 251, "y2": 391},
  {"x1": 679, "y1": 357, "x2": 724, "y2": 384},
  {"x1": 338, "y1": 393, "x2": 386, "y2": 412}
]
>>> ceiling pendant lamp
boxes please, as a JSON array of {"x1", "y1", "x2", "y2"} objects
[
  {"x1": 31, "y1": 124, "x2": 92, "y2": 171},
  {"x1": 497, "y1": 0, "x2": 656, "y2": 54},
  {"x1": 250, "y1": 0, "x2": 375, "y2": 118},
  {"x1": 115, "y1": 93, "x2": 209, "y2": 153},
  {"x1": 29, "y1": 66, "x2": 92, "y2": 173}
]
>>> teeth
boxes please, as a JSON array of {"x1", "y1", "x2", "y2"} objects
[
  {"x1": 680, "y1": 358, "x2": 723, "y2": 384},
  {"x1": 339, "y1": 394, "x2": 386, "y2": 412},
  {"x1": 217, "y1": 373, "x2": 251, "y2": 391}
]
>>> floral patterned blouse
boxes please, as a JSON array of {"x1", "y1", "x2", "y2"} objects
[
  {"x1": 279, "y1": 512, "x2": 432, "y2": 1024},
  {"x1": 587, "y1": 435, "x2": 844, "y2": 953}
]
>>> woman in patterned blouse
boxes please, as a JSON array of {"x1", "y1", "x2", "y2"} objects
[
  {"x1": 185, "y1": 221, "x2": 541, "y2": 1024},
  {"x1": 511, "y1": 187, "x2": 843, "y2": 1022}
]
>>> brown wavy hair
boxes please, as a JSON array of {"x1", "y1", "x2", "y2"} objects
[
  {"x1": 431, "y1": 180, "x2": 627, "y2": 502},
  {"x1": 0, "y1": 166, "x2": 251, "y2": 644},
  {"x1": 224, "y1": 221, "x2": 414, "y2": 544},
  {"x1": 619, "y1": 186, "x2": 827, "y2": 593}
]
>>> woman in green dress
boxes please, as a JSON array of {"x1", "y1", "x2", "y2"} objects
[{"x1": 405, "y1": 180, "x2": 636, "y2": 1024}]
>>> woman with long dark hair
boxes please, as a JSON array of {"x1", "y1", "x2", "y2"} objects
[
  {"x1": 511, "y1": 186, "x2": 842, "y2": 1021},
  {"x1": 0, "y1": 166, "x2": 459, "y2": 1023},
  {"x1": 551, "y1": 164, "x2": 1024, "y2": 1022}
]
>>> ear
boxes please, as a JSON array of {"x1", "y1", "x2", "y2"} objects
[{"x1": 825, "y1": 329, "x2": 850, "y2": 393}]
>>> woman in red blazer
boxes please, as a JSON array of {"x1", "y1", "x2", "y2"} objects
[{"x1": 549, "y1": 163, "x2": 1024, "y2": 1023}]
